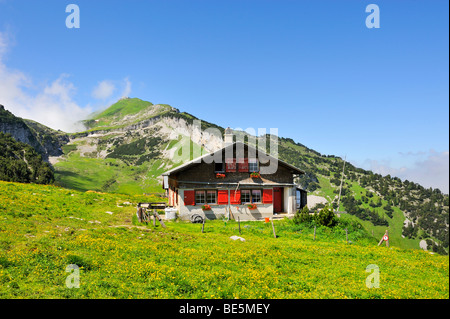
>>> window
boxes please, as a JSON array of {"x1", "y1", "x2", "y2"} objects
[
  {"x1": 240, "y1": 189, "x2": 262, "y2": 204},
  {"x1": 225, "y1": 158, "x2": 237, "y2": 172},
  {"x1": 296, "y1": 189, "x2": 301, "y2": 209},
  {"x1": 248, "y1": 158, "x2": 259, "y2": 172},
  {"x1": 195, "y1": 190, "x2": 217, "y2": 205},
  {"x1": 195, "y1": 191, "x2": 205, "y2": 204},
  {"x1": 241, "y1": 190, "x2": 251, "y2": 203},
  {"x1": 241, "y1": 189, "x2": 251, "y2": 203},
  {"x1": 214, "y1": 162, "x2": 224, "y2": 172},
  {"x1": 207, "y1": 191, "x2": 217, "y2": 204},
  {"x1": 238, "y1": 158, "x2": 249, "y2": 172},
  {"x1": 252, "y1": 190, "x2": 261, "y2": 203}
]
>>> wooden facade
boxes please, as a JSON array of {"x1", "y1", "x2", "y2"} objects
[{"x1": 162, "y1": 141, "x2": 307, "y2": 221}]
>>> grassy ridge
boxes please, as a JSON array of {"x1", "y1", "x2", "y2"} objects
[
  {"x1": 346, "y1": 181, "x2": 421, "y2": 250},
  {"x1": 314, "y1": 173, "x2": 421, "y2": 250},
  {"x1": 82, "y1": 98, "x2": 175, "y2": 132},
  {"x1": 0, "y1": 181, "x2": 448, "y2": 299},
  {"x1": 93, "y1": 98, "x2": 153, "y2": 119}
]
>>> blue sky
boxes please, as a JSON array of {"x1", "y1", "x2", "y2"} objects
[{"x1": 0, "y1": 0, "x2": 448, "y2": 192}]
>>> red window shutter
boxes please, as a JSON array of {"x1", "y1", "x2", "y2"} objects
[
  {"x1": 183, "y1": 190, "x2": 195, "y2": 206},
  {"x1": 226, "y1": 159, "x2": 236, "y2": 172},
  {"x1": 238, "y1": 158, "x2": 249, "y2": 172},
  {"x1": 230, "y1": 190, "x2": 241, "y2": 205},
  {"x1": 263, "y1": 189, "x2": 273, "y2": 204},
  {"x1": 217, "y1": 190, "x2": 228, "y2": 205}
]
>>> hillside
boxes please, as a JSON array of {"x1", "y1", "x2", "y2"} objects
[
  {"x1": 275, "y1": 136, "x2": 449, "y2": 254},
  {"x1": 0, "y1": 180, "x2": 448, "y2": 299},
  {"x1": 0, "y1": 104, "x2": 69, "y2": 159},
  {"x1": 54, "y1": 98, "x2": 224, "y2": 194},
  {"x1": 1, "y1": 99, "x2": 448, "y2": 254},
  {"x1": 0, "y1": 132, "x2": 54, "y2": 184},
  {"x1": 52, "y1": 99, "x2": 449, "y2": 254}
]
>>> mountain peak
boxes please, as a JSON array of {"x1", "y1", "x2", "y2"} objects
[
  {"x1": 83, "y1": 98, "x2": 175, "y2": 131},
  {"x1": 94, "y1": 98, "x2": 154, "y2": 118}
]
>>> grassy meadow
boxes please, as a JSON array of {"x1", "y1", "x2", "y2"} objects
[
  {"x1": 54, "y1": 151, "x2": 167, "y2": 195},
  {"x1": 315, "y1": 175, "x2": 421, "y2": 251},
  {"x1": 0, "y1": 181, "x2": 448, "y2": 299}
]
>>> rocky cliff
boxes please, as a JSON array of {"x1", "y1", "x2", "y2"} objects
[{"x1": 0, "y1": 104, "x2": 69, "y2": 160}]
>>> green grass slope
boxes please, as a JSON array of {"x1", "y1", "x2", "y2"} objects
[
  {"x1": 53, "y1": 128, "x2": 205, "y2": 196},
  {"x1": 52, "y1": 125, "x2": 448, "y2": 253},
  {"x1": 0, "y1": 181, "x2": 448, "y2": 299},
  {"x1": 54, "y1": 150, "x2": 167, "y2": 195},
  {"x1": 81, "y1": 98, "x2": 173, "y2": 132},
  {"x1": 94, "y1": 98, "x2": 153, "y2": 119},
  {"x1": 276, "y1": 136, "x2": 448, "y2": 254},
  {"x1": 313, "y1": 176, "x2": 421, "y2": 250}
]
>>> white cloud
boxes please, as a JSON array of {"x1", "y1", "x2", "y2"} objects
[
  {"x1": 87, "y1": 77, "x2": 133, "y2": 116},
  {"x1": 1, "y1": 30, "x2": 133, "y2": 133},
  {"x1": 121, "y1": 77, "x2": 131, "y2": 98},
  {"x1": 356, "y1": 150, "x2": 449, "y2": 194},
  {"x1": 0, "y1": 31, "x2": 92, "y2": 132},
  {"x1": 92, "y1": 80, "x2": 116, "y2": 100}
]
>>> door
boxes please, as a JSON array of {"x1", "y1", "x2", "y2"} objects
[{"x1": 273, "y1": 187, "x2": 283, "y2": 213}]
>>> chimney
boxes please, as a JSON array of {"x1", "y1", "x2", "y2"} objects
[{"x1": 224, "y1": 127, "x2": 234, "y2": 147}]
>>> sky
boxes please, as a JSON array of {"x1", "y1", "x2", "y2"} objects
[{"x1": 0, "y1": 0, "x2": 448, "y2": 193}]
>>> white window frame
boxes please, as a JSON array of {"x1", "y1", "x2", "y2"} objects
[
  {"x1": 195, "y1": 191, "x2": 206, "y2": 205},
  {"x1": 206, "y1": 190, "x2": 217, "y2": 204},
  {"x1": 251, "y1": 190, "x2": 262, "y2": 203},
  {"x1": 248, "y1": 158, "x2": 259, "y2": 172},
  {"x1": 241, "y1": 190, "x2": 251, "y2": 203}
]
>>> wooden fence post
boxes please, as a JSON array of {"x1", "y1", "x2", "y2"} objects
[
  {"x1": 271, "y1": 218, "x2": 276, "y2": 238},
  {"x1": 238, "y1": 217, "x2": 241, "y2": 235},
  {"x1": 153, "y1": 210, "x2": 167, "y2": 228}
]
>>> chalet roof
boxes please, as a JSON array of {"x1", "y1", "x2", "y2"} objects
[{"x1": 161, "y1": 141, "x2": 305, "y2": 176}]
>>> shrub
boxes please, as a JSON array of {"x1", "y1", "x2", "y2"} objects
[
  {"x1": 315, "y1": 205, "x2": 337, "y2": 227},
  {"x1": 293, "y1": 206, "x2": 311, "y2": 225}
]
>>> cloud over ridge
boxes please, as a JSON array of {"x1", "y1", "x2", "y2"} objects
[{"x1": 0, "y1": 31, "x2": 132, "y2": 133}]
